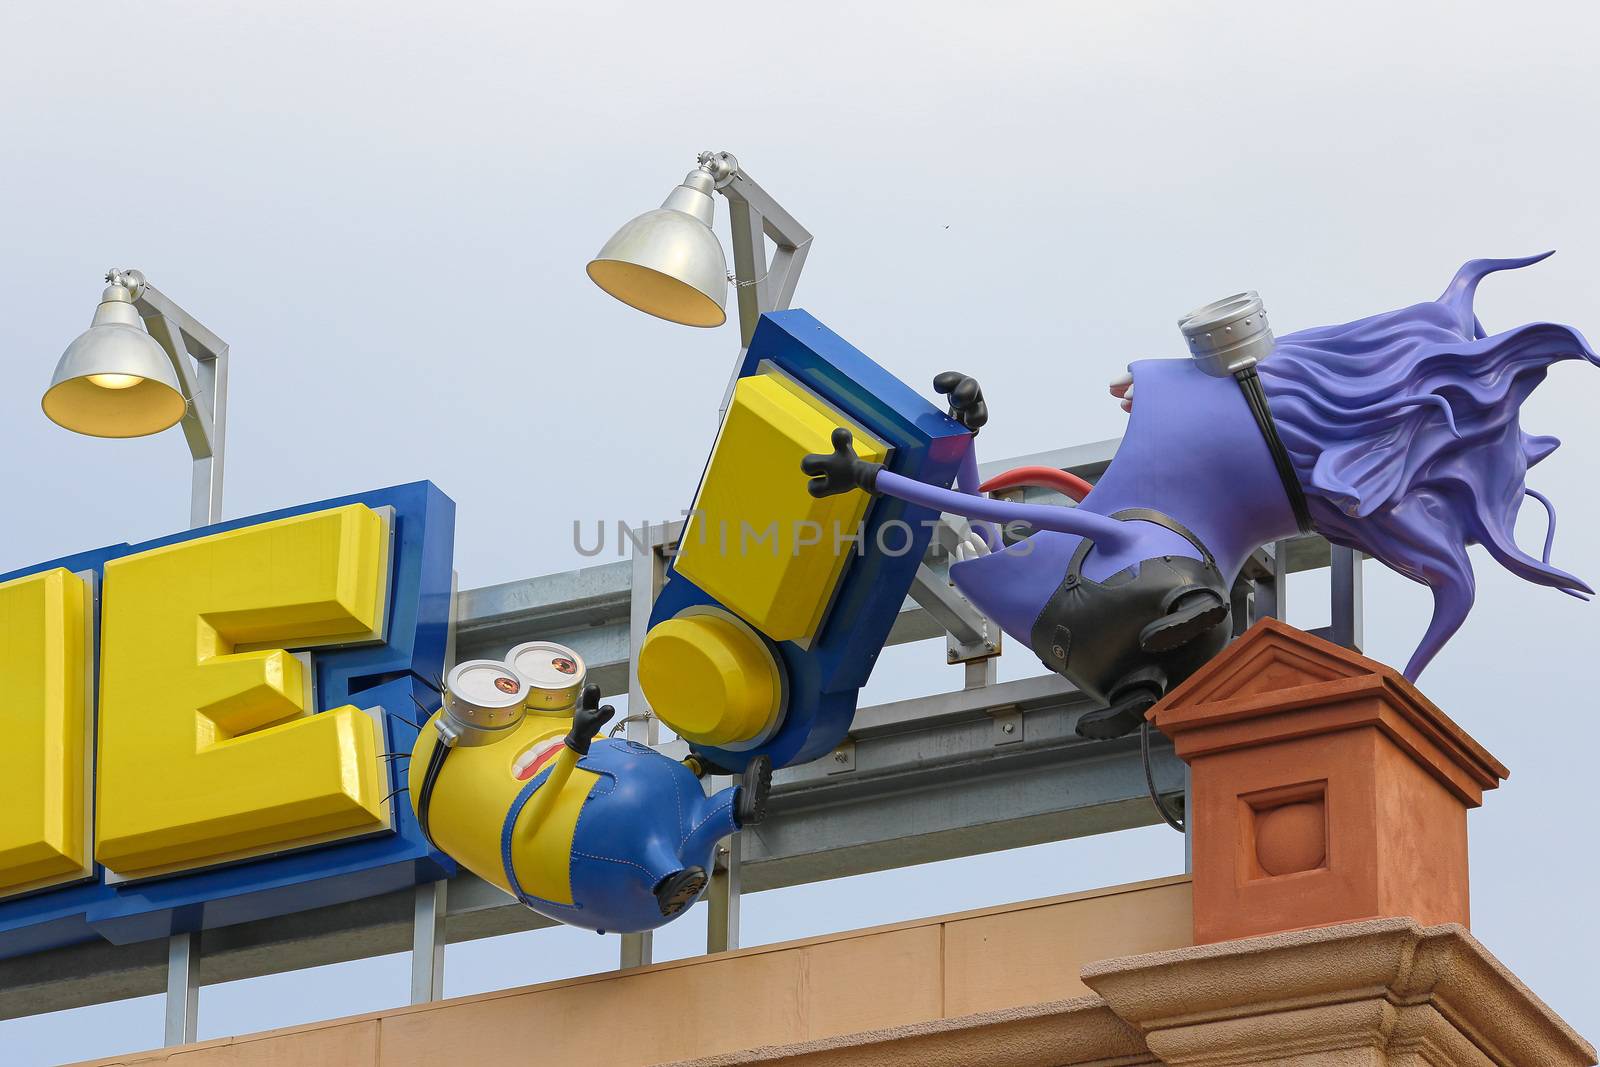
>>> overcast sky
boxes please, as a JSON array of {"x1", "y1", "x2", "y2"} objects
[{"x1": 3, "y1": 2, "x2": 1598, "y2": 1062}]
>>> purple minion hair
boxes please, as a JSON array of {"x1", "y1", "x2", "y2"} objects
[{"x1": 1258, "y1": 253, "x2": 1598, "y2": 680}]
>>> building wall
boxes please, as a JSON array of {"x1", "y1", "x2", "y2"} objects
[{"x1": 77, "y1": 876, "x2": 1192, "y2": 1067}]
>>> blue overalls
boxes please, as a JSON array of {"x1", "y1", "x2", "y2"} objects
[{"x1": 501, "y1": 737, "x2": 741, "y2": 934}]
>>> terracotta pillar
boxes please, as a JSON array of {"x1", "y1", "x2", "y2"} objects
[
  {"x1": 1076, "y1": 620, "x2": 1594, "y2": 1065},
  {"x1": 1147, "y1": 619, "x2": 1508, "y2": 945}
]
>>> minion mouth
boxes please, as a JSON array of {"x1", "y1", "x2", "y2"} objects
[{"x1": 512, "y1": 737, "x2": 567, "y2": 781}]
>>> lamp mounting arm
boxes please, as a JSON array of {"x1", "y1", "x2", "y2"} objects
[
  {"x1": 110, "y1": 267, "x2": 230, "y2": 528},
  {"x1": 106, "y1": 268, "x2": 149, "y2": 301},
  {"x1": 701, "y1": 151, "x2": 814, "y2": 350}
]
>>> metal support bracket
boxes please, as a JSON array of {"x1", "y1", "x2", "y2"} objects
[
  {"x1": 164, "y1": 931, "x2": 199, "y2": 1046},
  {"x1": 1310, "y1": 545, "x2": 1365, "y2": 651},
  {"x1": 125, "y1": 274, "x2": 229, "y2": 529},
  {"x1": 410, "y1": 880, "x2": 447, "y2": 1003},
  {"x1": 917, "y1": 518, "x2": 1002, "y2": 685},
  {"x1": 625, "y1": 521, "x2": 678, "y2": 728},
  {"x1": 1230, "y1": 539, "x2": 1290, "y2": 637},
  {"x1": 705, "y1": 832, "x2": 741, "y2": 954},
  {"x1": 827, "y1": 740, "x2": 856, "y2": 774},
  {"x1": 706, "y1": 152, "x2": 814, "y2": 352},
  {"x1": 621, "y1": 519, "x2": 682, "y2": 971},
  {"x1": 1242, "y1": 539, "x2": 1363, "y2": 651},
  {"x1": 619, "y1": 931, "x2": 652, "y2": 970},
  {"x1": 923, "y1": 512, "x2": 976, "y2": 561},
  {"x1": 908, "y1": 563, "x2": 999, "y2": 666},
  {"x1": 990, "y1": 707, "x2": 1023, "y2": 746}
]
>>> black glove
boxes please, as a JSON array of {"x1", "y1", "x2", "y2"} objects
[
  {"x1": 933, "y1": 371, "x2": 988, "y2": 433},
  {"x1": 565, "y1": 684, "x2": 614, "y2": 755},
  {"x1": 801, "y1": 427, "x2": 883, "y2": 499}
]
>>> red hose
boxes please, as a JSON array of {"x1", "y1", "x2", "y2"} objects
[{"x1": 979, "y1": 465, "x2": 1093, "y2": 502}]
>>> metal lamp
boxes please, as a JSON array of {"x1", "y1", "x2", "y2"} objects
[
  {"x1": 42, "y1": 268, "x2": 230, "y2": 528},
  {"x1": 43, "y1": 278, "x2": 187, "y2": 438},
  {"x1": 587, "y1": 165, "x2": 729, "y2": 328},
  {"x1": 587, "y1": 151, "x2": 812, "y2": 350}
]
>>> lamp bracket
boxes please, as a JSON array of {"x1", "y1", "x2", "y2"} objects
[
  {"x1": 698, "y1": 151, "x2": 740, "y2": 189},
  {"x1": 106, "y1": 268, "x2": 148, "y2": 301},
  {"x1": 111, "y1": 269, "x2": 230, "y2": 527},
  {"x1": 701, "y1": 151, "x2": 814, "y2": 350}
]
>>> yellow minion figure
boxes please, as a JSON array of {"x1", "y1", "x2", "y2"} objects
[{"x1": 410, "y1": 642, "x2": 769, "y2": 934}]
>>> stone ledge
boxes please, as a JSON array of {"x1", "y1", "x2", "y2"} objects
[
  {"x1": 71, "y1": 876, "x2": 1192, "y2": 1066},
  {"x1": 662, "y1": 996, "x2": 1154, "y2": 1067},
  {"x1": 1081, "y1": 917, "x2": 1595, "y2": 1066}
]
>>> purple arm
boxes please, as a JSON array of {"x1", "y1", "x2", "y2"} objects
[
  {"x1": 953, "y1": 444, "x2": 1001, "y2": 549},
  {"x1": 872, "y1": 469, "x2": 1135, "y2": 553},
  {"x1": 956, "y1": 447, "x2": 982, "y2": 495}
]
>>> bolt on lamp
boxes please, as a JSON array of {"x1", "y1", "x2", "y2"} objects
[
  {"x1": 42, "y1": 269, "x2": 229, "y2": 528},
  {"x1": 587, "y1": 151, "x2": 813, "y2": 352}
]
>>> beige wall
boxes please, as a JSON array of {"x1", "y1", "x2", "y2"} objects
[{"x1": 78, "y1": 875, "x2": 1193, "y2": 1067}]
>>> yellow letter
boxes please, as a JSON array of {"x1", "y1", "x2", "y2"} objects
[
  {"x1": 0, "y1": 569, "x2": 91, "y2": 897},
  {"x1": 96, "y1": 505, "x2": 392, "y2": 879}
]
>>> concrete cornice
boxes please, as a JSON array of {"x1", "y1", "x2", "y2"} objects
[
  {"x1": 1081, "y1": 917, "x2": 1596, "y2": 1066},
  {"x1": 663, "y1": 996, "x2": 1154, "y2": 1067}
]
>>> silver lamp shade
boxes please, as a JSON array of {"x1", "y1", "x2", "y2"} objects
[
  {"x1": 43, "y1": 284, "x2": 186, "y2": 438},
  {"x1": 586, "y1": 168, "x2": 729, "y2": 328}
]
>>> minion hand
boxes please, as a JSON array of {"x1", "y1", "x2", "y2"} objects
[
  {"x1": 565, "y1": 684, "x2": 615, "y2": 755},
  {"x1": 933, "y1": 372, "x2": 988, "y2": 433},
  {"x1": 802, "y1": 427, "x2": 884, "y2": 498}
]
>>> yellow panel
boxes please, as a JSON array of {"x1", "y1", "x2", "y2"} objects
[
  {"x1": 637, "y1": 614, "x2": 779, "y2": 747},
  {"x1": 0, "y1": 569, "x2": 91, "y2": 897},
  {"x1": 677, "y1": 372, "x2": 887, "y2": 643},
  {"x1": 96, "y1": 505, "x2": 391, "y2": 878}
]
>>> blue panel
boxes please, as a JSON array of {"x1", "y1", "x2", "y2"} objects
[
  {"x1": 649, "y1": 311, "x2": 971, "y2": 769},
  {"x1": 0, "y1": 482, "x2": 458, "y2": 957}
]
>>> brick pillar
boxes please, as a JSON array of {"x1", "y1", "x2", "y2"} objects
[{"x1": 1147, "y1": 619, "x2": 1508, "y2": 946}]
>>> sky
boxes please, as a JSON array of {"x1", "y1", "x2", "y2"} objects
[{"x1": 2, "y1": 1, "x2": 1599, "y2": 1062}]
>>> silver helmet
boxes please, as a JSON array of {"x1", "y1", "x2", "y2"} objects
[{"x1": 1179, "y1": 291, "x2": 1275, "y2": 377}]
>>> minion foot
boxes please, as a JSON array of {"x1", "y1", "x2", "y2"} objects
[
  {"x1": 735, "y1": 755, "x2": 773, "y2": 827},
  {"x1": 654, "y1": 867, "x2": 708, "y2": 917}
]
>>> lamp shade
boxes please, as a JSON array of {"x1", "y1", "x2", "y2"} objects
[
  {"x1": 586, "y1": 168, "x2": 728, "y2": 328},
  {"x1": 42, "y1": 285, "x2": 186, "y2": 438}
]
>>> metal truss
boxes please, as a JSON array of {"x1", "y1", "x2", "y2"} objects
[{"x1": 0, "y1": 438, "x2": 1363, "y2": 1033}]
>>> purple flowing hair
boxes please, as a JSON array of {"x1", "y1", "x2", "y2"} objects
[{"x1": 1258, "y1": 252, "x2": 1598, "y2": 680}]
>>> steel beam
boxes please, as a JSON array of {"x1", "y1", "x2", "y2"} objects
[
  {"x1": 977, "y1": 440, "x2": 1120, "y2": 484},
  {"x1": 908, "y1": 563, "x2": 995, "y2": 660},
  {"x1": 1313, "y1": 545, "x2": 1365, "y2": 651},
  {"x1": 619, "y1": 526, "x2": 673, "y2": 969},
  {"x1": 134, "y1": 281, "x2": 227, "y2": 528},
  {"x1": 0, "y1": 438, "x2": 1352, "y2": 1025},
  {"x1": 444, "y1": 443, "x2": 1337, "y2": 698},
  {"x1": 452, "y1": 560, "x2": 633, "y2": 695},
  {"x1": 410, "y1": 880, "x2": 447, "y2": 1003},
  {"x1": 715, "y1": 157, "x2": 814, "y2": 351},
  {"x1": 163, "y1": 932, "x2": 198, "y2": 1046},
  {"x1": 705, "y1": 834, "x2": 741, "y2": 954},
  {"x1": 0, "y1": 673, "x2": 1185, "y2": 1021}
]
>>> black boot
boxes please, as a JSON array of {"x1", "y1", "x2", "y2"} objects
[
  {"x1": 735, "y1": 755, "x2": 773, "y2": 827},
  {"x1": 1076, "y1": 682, "x2": 1163, "y2": 740},
  {"x1": 653, "y1": 867, "x2": 708, "y2": 917},
  {"x1": 1138, "y1": 586, "x2": 1230, "y2": 654}
]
